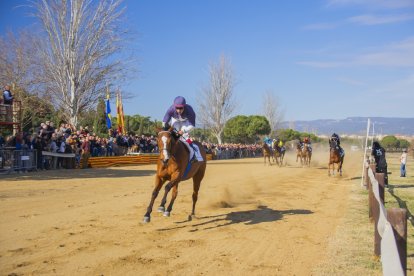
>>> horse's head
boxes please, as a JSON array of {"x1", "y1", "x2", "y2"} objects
[
  {"x1": 330, "y1": 139, "x2": 338, "y2": 150},
  {"x1": 157, "y1": 128, "x2": 179, "y2": 165}
]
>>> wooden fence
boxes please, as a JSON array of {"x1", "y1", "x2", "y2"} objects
[
  {"x1": 87, "y1": 153, "x2": 213, "y2": 168},
  {"x1": 364, "y1": 162, "x2": 407, "y2": 276}
]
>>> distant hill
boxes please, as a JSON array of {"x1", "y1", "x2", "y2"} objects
[{"x1": 281, "y1": 117, "x2": 414, "y2": 136}]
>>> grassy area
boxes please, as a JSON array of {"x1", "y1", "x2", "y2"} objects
[{"x1": 313, "y1": 151, "x2": 413, "y2": 275}]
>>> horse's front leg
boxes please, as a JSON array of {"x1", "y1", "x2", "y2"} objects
[
  {"x1": 161, "y1": 171, "x2": 181, "y2": 217},
  {"x1": 165, "y1": 184, "x2": 179, "y2": 217},
  {"x1": 159, "y1": 181, "x2": 174, "y2": 214},
  {"x1": 143, "y1": 176, "x2": 165, "y2": 223}
]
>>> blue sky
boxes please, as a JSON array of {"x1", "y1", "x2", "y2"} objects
[{"x1": 1, "y1": 0, "x2": 413, "y2": 123}]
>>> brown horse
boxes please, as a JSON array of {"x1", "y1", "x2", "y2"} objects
[
  {"x1": 273, "y1": 144, "x2": 286, "y2": 167},
  {"x1": 296, "y1": 143, "x2": 302, "y2": 164},
  {"x1": 143, "y1": 129, "x2": 207, "y2": 223},
  {"x1": 328, "y1": 140, "x2": 344, "y2": 176},
  {"x1": 302, "y1": 143, "x2": 312, "y2": 167},
  {"x1": 262, "y1": 143, "x2": 273, "y2": 166},
  {"x1": 296, "y1": 143, "x2": 311, "y2": 166}
]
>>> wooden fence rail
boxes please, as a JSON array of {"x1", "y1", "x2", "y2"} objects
[
  {"x1": 86, "y1": 153, "x2": 213, "y2": 168},
  {"x1": 366, "y1": 162, "x2": 407, "y2": 275}
]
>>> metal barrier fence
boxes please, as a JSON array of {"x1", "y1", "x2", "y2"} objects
[
  {"x1": 0, "y1": 149, "x2": 37, "y2": 173},
  {"x1": 214, "y1": 148, "x2": 262, "y2": 160}
]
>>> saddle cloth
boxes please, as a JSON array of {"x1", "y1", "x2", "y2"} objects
[{"x1": 180, "y1": 140, "x2": 204, "y2": 162}]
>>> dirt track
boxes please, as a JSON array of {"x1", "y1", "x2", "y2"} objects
[{"x1": 0, "y1": 149, "x2": 361, "y2": 275}]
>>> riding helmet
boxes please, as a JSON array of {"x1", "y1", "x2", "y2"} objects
[{"x1": 174, "y1": 96, "x2": 186, "y2": 108}]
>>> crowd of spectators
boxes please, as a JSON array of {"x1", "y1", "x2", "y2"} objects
[{"x1": 0, "y1": 121, "x2": 264, "y2": 171}]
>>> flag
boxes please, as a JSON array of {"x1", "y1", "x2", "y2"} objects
[
  {"x1": 116, "y1": 92, "x2": 125, "y2": 134},
  {"x1": 105, "y1": 92, "x2": 112, "y2": 129}
]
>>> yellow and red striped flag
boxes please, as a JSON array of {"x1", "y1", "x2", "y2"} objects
[{"x1": 116, "y1": 92, "x2": 125, "y2": 135}]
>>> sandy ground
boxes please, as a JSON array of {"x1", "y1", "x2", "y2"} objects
[{"x1": 0, "y1": 149, "x2": 362, "y2": 276}]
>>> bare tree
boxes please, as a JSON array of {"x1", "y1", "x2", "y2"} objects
[
  {"x1": 197, "y1": 55, "x2": 237, "y2": 144},
  {"x1": 33, "y1": 0, "x2": 132, "y2": 126},
  {"x1": 262, "y1": 91, "x2": 284, "y2": 133},
  {"x1": 0, "y1": 31, "x2": 48, "y2": 130}
]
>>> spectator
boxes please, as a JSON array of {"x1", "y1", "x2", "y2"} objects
[
  {"x1": 32, "y1": 135, "x2": 44, "y2": 170},
  {"x1": 80, "y1": 136, "x2": 90, "y2": 169},
  {"x1": 106, "y1": 137, "x2": 114, "y2": 156},
  {"x1": 50, "y1": 137, "x2": 58, "y2": 153},
  {"x1": 2, "y1": 85, "x2": 13, "y2": 122},
  {"x1": 3, "y1": 85, "x2": 13, "y2": 105},
  {"x1": 0, "y1": 135, "x2": 5, "y2": 148},
  {"x1": 371, "y1": 141, "x2": 388, "y2": 186},
  {"x1": 400, "y1": 149, "x2": 407, "y2": 177}
]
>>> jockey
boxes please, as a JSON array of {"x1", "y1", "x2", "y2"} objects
[
  {"x1": 303, "y1": 136, "x2": 312, "y2": 152},
  {"x1": 264, "y1": 137, "x2": 272, "y2": 147},
  {"x1": 329, "y1": 132, "x2": 341, "y2": 147},
  {"x1": 330, "y1": 133, "x2": 340, "y2": 146},
  {"x1": 162, "y1": 96, "x2": 198, "y2": 163},
  {"x1": 329, "y1": 132, "x2": 343, "y2": 153},
  {"x1": 297, "y1": 139, "x2": 303, "y2": 149},
  {"x1": 303, "y1": 136, "x2": 311, "y2": 144},
  {"x1": 272, "y1": 138, "x2": 278, "y2": 148}
]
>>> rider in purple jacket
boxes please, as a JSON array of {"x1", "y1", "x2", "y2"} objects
[{"x1": 162, "y1": 96, "x2": 197, "y2": 162}]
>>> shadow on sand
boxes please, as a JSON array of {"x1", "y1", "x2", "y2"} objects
[{"x1": 157, "y1": 205, "x2": 313, "y2": 232}]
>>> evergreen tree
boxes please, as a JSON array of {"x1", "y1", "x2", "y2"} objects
[{"x1": 93, "y1": 98, "x2": 107, "y2": 136}]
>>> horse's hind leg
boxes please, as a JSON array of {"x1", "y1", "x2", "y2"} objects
[
  {"x1": 339, "y1": 159, "x2": 344, "y2": 176},
  {"x1": 143, "y1": 177, "x2": 165, "y2": 223},
  {"x1": 189, "y1": 168, "x2": 205, "y2": 220}
]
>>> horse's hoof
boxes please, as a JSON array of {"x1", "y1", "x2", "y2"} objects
[
  {"x1": 157, "y1": 206, "x2": 165, "y2": 213},
  {"x1": 143, "y1": 216, "x2": 150, "y2": 223},
  {"x1": 163, "y1": 211, "x2": 170, "y2": 217}
]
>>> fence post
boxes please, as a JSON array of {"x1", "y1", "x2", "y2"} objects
[
  {"x1": 369, "y1": 163, "x2": 376, "y2": 174},
  {"x1": 364, "y1": 163, "x2": 369, "y2": 189},
  {"x1": 375, "y1": 173, "x2": 385, "y2": 204},
  {"x1": 368, "y1": 176, "x2": 374, "y2": 222},
  {"x1": 387, "y1": 208, "x2": 407, "y2": 275},
  {"x1": 372, "y1": 172, "x2": 384, "y2": 257},
  {"x1": 373, "y1": 190, "x2": 381, "y2": 256}
]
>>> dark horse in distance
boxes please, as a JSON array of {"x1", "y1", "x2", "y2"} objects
[
  {"x1": 328, "y1": 139, "x2": 344, "y2": 176},
  {"x1": 262, "y1": 143, "x2": 273, "y2": 166},
  {"x1": 143, "y1": 128, "x2": 207, "y2": 223},
  {"x1": 272, "y1": 143, "x2": 286, "y2": 167}
]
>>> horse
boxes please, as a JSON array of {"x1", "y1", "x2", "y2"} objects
[
  {"x1": 328, "y1": 139, "x2": 344, "y2": 176},
  {"x1": 143, "y1": 128, "x2": 207, "y2": 223},
  {"x1": 296, "y1": 143, "x2": 311, "y2": 167},
  {"x1": 302, "y1": 143, "x2": 312, "y2": 167},
  {"x1": 296, "y1": 143, "x2": 303, "y2": 164},
  {"x1": 273, "y1": 144, "x2": 286, "y2": 167},
  {"x1": 262, "y1": 143, "x2": 273, "y2": 166}
]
